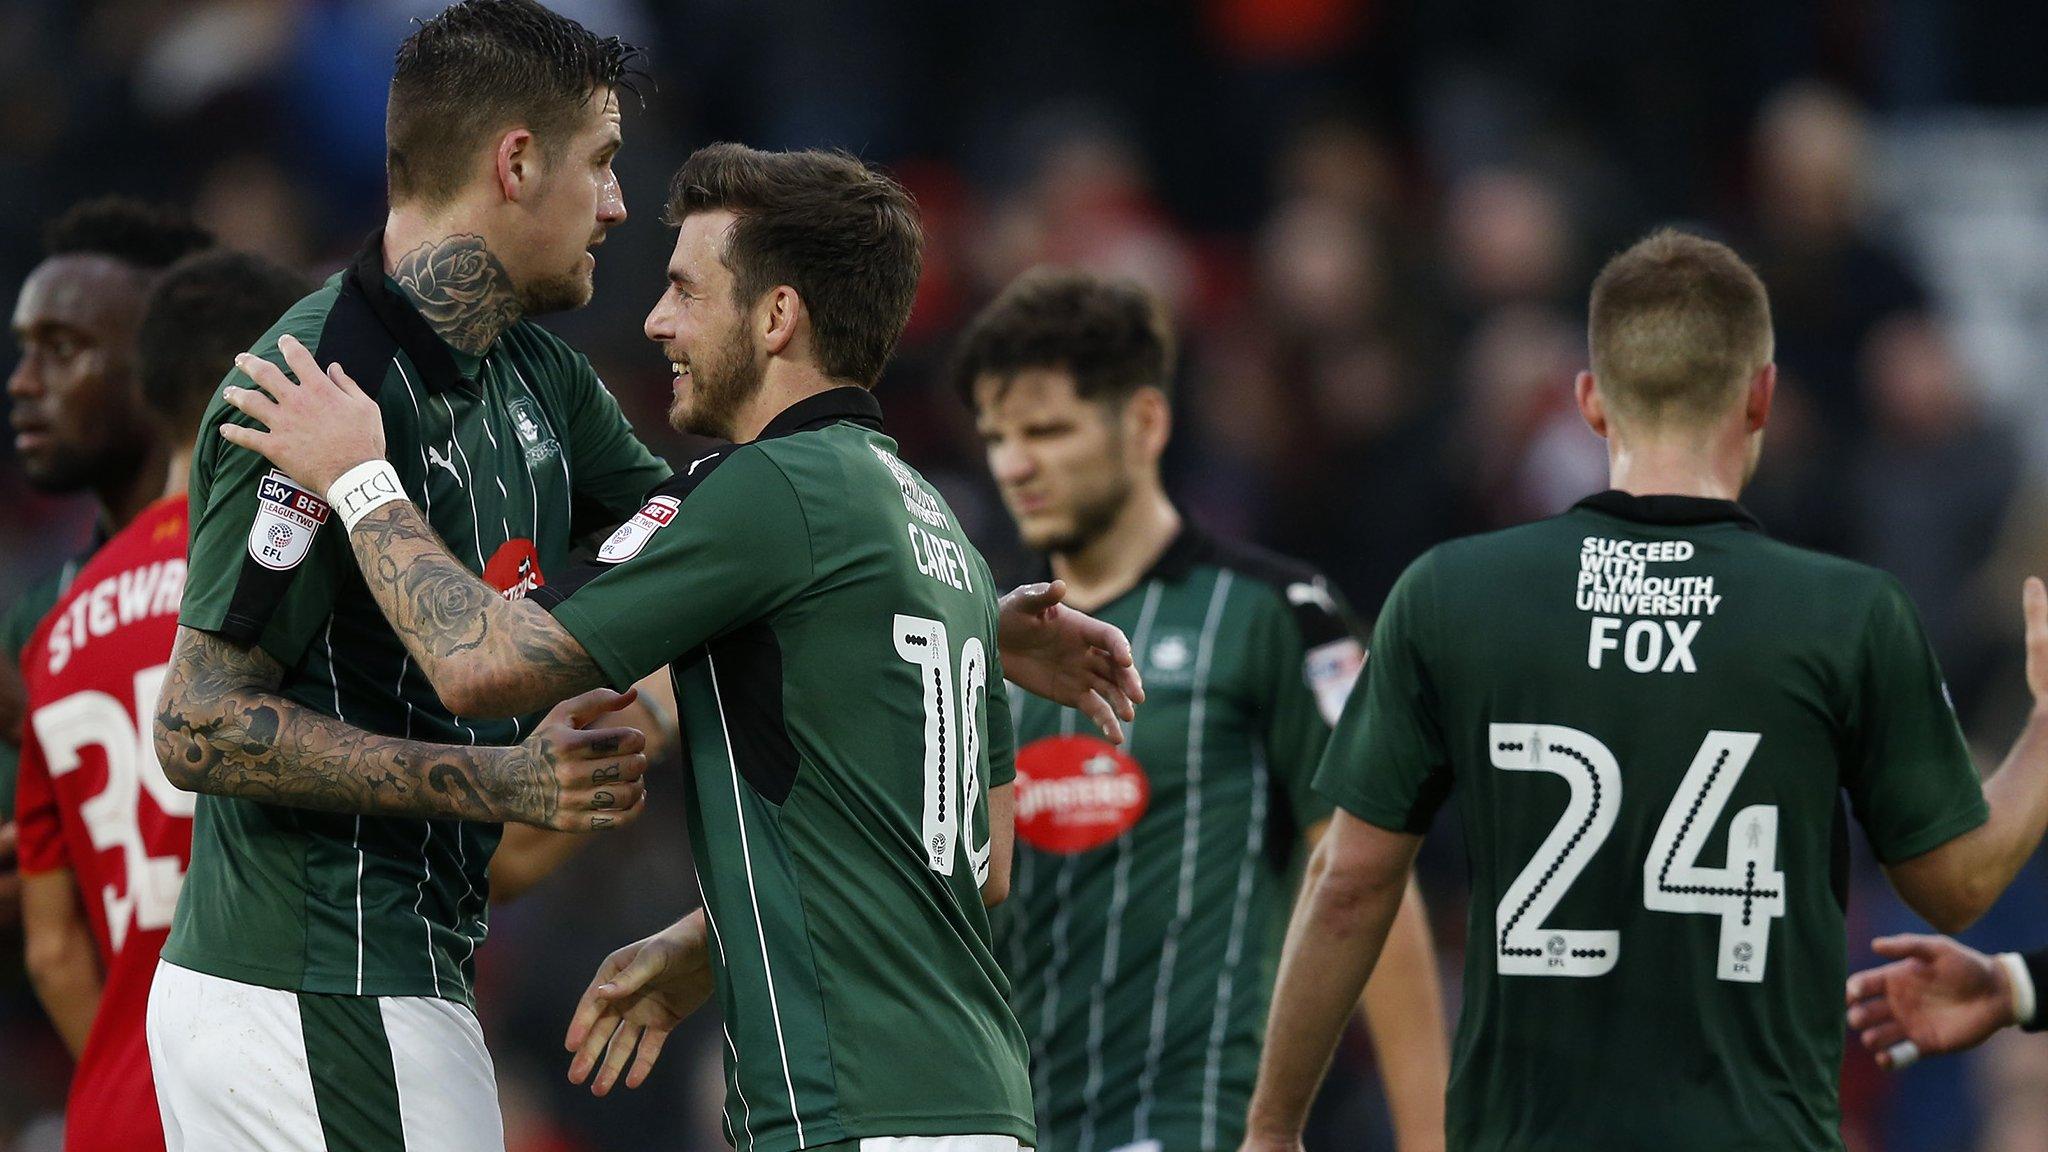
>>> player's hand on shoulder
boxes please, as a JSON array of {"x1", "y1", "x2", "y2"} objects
[
  {"x1": 998, "y1": 580, "x2": 1145, "y2": 745},
  {"x1": 219, "y1": 334, "x2": 386, "y2": 496},
  {"x1": 566, "y1": 910, "x2": 714, "y2": 1096},
  {"x1": 1846, "y1": 933, "x2": 2016, "y2": 1067},
  {"x1": 513, "y1": 686, "x2": 650, "y2": 832}
]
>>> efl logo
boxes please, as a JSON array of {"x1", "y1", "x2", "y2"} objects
[{"x1": 247, "y1": 470, "x2": 327, "y2": 571}]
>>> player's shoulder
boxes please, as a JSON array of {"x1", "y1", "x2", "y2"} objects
[
  {"x1": 1186, "y1": 529, "x2": 1360, "y2": 646},
  {"x1": 494, "y1": 319, "x2": 590, "y2": 386}
]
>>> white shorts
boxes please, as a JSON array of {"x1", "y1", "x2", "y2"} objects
[{"x1": 145, "y1": 960, "x2": 505, "y2": 1152}]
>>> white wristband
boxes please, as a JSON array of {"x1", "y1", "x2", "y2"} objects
[
  {"x1": 1997, "y1": 952, "x2": 2037, "y2": 1028},
  {"x1": 327, "y1": 460, "x2": 408, "y2": 531}
]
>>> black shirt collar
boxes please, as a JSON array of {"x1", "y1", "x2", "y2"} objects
[
  {"x1": 755, "y1": 386, "x2": 885, "y2": 441},
  {"x1": 1573, "y1": 489, "x2": 1763, "y2": 532},
  {"x1": 1028, "y1": 519, "x2": 1217, "y2": 590},
  {"x1": 344, "y1": 229, "x2": 481, "y2": 393}
]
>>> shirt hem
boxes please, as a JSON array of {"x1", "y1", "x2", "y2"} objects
[{"x1": 157, "y1": 945, "x2": 476, "y2": 1008}]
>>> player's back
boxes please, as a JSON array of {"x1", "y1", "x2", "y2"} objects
[
  {"x1": 1319, "y1": 490, "x2": 1987, "y2": 1151},
  {"x1": 14, "y1": 494, "x2": 194, "y2": 1152}
]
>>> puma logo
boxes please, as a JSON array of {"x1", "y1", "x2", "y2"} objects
[
  {"x1": 427, "y1": 443, "x2": 463, "y2": 487},
  {"x1": 688, "y1": 452, "x2": 721, "y2": 476}
]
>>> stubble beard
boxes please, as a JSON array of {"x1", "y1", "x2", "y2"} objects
[
  {"x1": 516, "y1": 264, "x2": 595, "y2": 317},
  {"x1": 670, "y1": 322, "x2": 767, "y2": 440},
  {"x1": 1033, "y1": 474, "x2": 1134, "y2": 560}
]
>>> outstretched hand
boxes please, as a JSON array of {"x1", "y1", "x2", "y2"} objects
[
  {"x1": 219, "y1": 334, "x2": 387, "y2": 496},
  {"x1": 566, "y1": 911, "x2": 714, "y2": 1095},
  {"x1": 998, "y1": 580, "x2": 1144, "y2": 745},
  {"x1": 1846, "y1": 934, "x2": 2017, "y2": 1069}
]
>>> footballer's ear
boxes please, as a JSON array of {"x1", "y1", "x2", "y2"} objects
[
  {"x1": 494, "y1": 128, "x2": 538, "y2": 202},
  {"x1": 760, "y1": 285, "x2": 803, "y2": 357},
  {"x1": 1746, "y1": 362, "x2": 1777, "y2": 432},
  {"x1": 1126, "y1": 385, "x2": 1173, "y2": 458},
  {"x1": 1576, "y1": 370, "x2": 1612, "y2": 440}
]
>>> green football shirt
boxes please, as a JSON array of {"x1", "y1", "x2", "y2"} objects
[
  {"x1": 3, "y1": 561, "x2": 85, "y2": 818},
  {"x1": 997, "y1": 527, "x2": 1367, "y2": 1152},
  {"x1": 1317, "y1": 490, "x2": 1989, "y2": 1152},
  {"x1": 533, "y1": 387, "x2": 1034, "y2": 1152},
  {"x1": 164, "y1": 231, "x2": 669, "y2": 1005}
]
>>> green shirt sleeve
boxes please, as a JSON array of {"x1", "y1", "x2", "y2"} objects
[
  {"x1": 178, "y1": 351, "x2": 348, "y2": 666},
  {"x1": 1258, "y1": 576, "x2": 1368, "y2": 834},
  {"x1": 557, "y1": 350, "x2": 672, "y2": 537},
  {"x1": 0, "y1": 571, "x2": 66, "y2": 816},
  {"x1": 985, "y1": 632, "x2": 1017, "y2": 791},
  {"x1": 1841, "y1": 574, "x2": 1989, "y2": 864},
  {"x1": 1312, "y1": 551, "x2": 1454, "y2": 834},
  {"x1": 539, "y1": 447, "x2": 811, "y2": 690}
]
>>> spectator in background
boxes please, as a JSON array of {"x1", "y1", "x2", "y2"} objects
[
  {"x1": 1747, "y1": 81, "x2": 1928, "y2": 432},
  {"x1": 1849, "y1": 313, "x2": 2022, "y2": 709}
]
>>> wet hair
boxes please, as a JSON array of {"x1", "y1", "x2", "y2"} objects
[
  {"x1": 138, "y1": 250, "x2": 315, "y2": 433},
  {"x1": 42, "y1": 197, "x2": 215, "y2": 271},
  {"x1": 1588, "y1": 228, "x2": 1774, "y2": 425},
  {"x1": 386, "y1": 0, "x2": 641, "y2": 205},
  {"x1": 949, "y1": 267, "x2": 1175, "y2": 408}
]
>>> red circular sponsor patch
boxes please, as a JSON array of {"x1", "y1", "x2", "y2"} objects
[
  {"x1": 1014, "y1": 735, "x2": 1149, "y2": 855},
  {"x1": 483, "y1": 538, "x2": 545, "y2": 600}
]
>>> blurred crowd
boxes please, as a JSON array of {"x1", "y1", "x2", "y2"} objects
[{"x1": 5, "y1": 2, "x2": 2048, "y2": 1150}]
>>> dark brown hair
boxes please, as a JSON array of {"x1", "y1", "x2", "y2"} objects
[
  {"x1": 1588, "y1": 228, "x2": 1774, "y2": 424},
  {"x1": 950, "y1": 267, "x2": 1175, "y2": 408},
  {"x1": 386, "y1": 0, "x2": 639, "y2": 206},
  {"x1": 139, "y1": 250, "x2": 315, "y2": 433},
  {"x1": 665, "y1": 143, "x2": 923, "y2": 387}
]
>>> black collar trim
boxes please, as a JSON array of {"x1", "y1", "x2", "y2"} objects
[
  {"x1": 756, "y1": 386, "x2": 885, "y2": 441},
  {"x1": 1573, "y1": 489, "x2": 1764, "y2": 531},
  {"x1": 1029, "y1": 519, "x2": 1217, "y2": 589},
  {"x1": 343, "y1": 229, "x2": 476, "y2": 393}
]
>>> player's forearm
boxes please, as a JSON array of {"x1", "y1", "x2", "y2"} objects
[
  {"x1": 153, "y1": 627, "x2": 562, "y2": 825},
  {"x1": 1360, "y1": 880, "x2": 1448, "y2": 1152},
  {"x1": 347, "y1": 501, "x2": 604, "y2": 717},
  {"x1": 1246, "y1": 841, "x2": 1408, "y2": 1144},
  {"x1": 22, "y1": 876, "x2": 102, "y2": 1058},
  {"x1": 1892, "y1": 706, "x2": 2048, "y2": 931},
  {"x1": 489, "y1": 825, "x2": 589, "y2": 903}
]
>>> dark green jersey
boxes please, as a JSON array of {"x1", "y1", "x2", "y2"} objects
[
  {"x1": 1317, "y1": 491, "x2": 1989, "y2": 1152},
  {"x1": 165, "y1": 232, "x2": 668, "y2": 1005},
  {"x1": 534, "y1": 388, "x2": 1033, "y2": 1152},
  {"x1": 997, "y1": 527, "x2": 1365, "y2": 1152},
  {"x1": 4, "y1": 561, "x2": 83, "y2": 817}
]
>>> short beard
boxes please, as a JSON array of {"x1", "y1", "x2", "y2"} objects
[
  {"x1": 1032, "y1": 478, "x2": 1132, "y2": 558},
  {"x1": 670, "y1": 322, "x2": 766, "y2": 440},
  {"x1": 516, "y1": 267, "x2": 594, "y2": 317}
]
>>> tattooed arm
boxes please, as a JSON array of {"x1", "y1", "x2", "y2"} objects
[
  {"x1": 350, "y1": 500, "x2": 605, "y2": 717},
  {"x1": 222, "y1": 336, "x2": 605, "y2": 718},
  {"x1": 152, "y1": 626, "x2": 645, "y2": 831}
]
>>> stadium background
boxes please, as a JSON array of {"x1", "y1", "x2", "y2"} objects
[{"x1": 4, "y1": 0, "x2": 2048, "y2": 1148}]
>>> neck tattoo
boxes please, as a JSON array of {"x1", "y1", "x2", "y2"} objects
[{"x1": 391, "y1": 235, "x2": 521, "y2": 357}]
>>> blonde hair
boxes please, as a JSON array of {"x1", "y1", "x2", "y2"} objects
[{"x1": 1588, "y1": 229, "x2": 1773, "y2": 426}]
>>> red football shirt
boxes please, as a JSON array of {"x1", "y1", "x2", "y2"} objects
[{"x1": 15, "y1": 494, "x2": 193, "y2": 1152}]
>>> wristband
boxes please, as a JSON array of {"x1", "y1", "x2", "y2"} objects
[
  {"x1": 328, "y1": 460, "x2": 408, "y2": 531},
  {"x1": 1996, "y1": 952, "x2": 2037, "y2": 1028}
]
